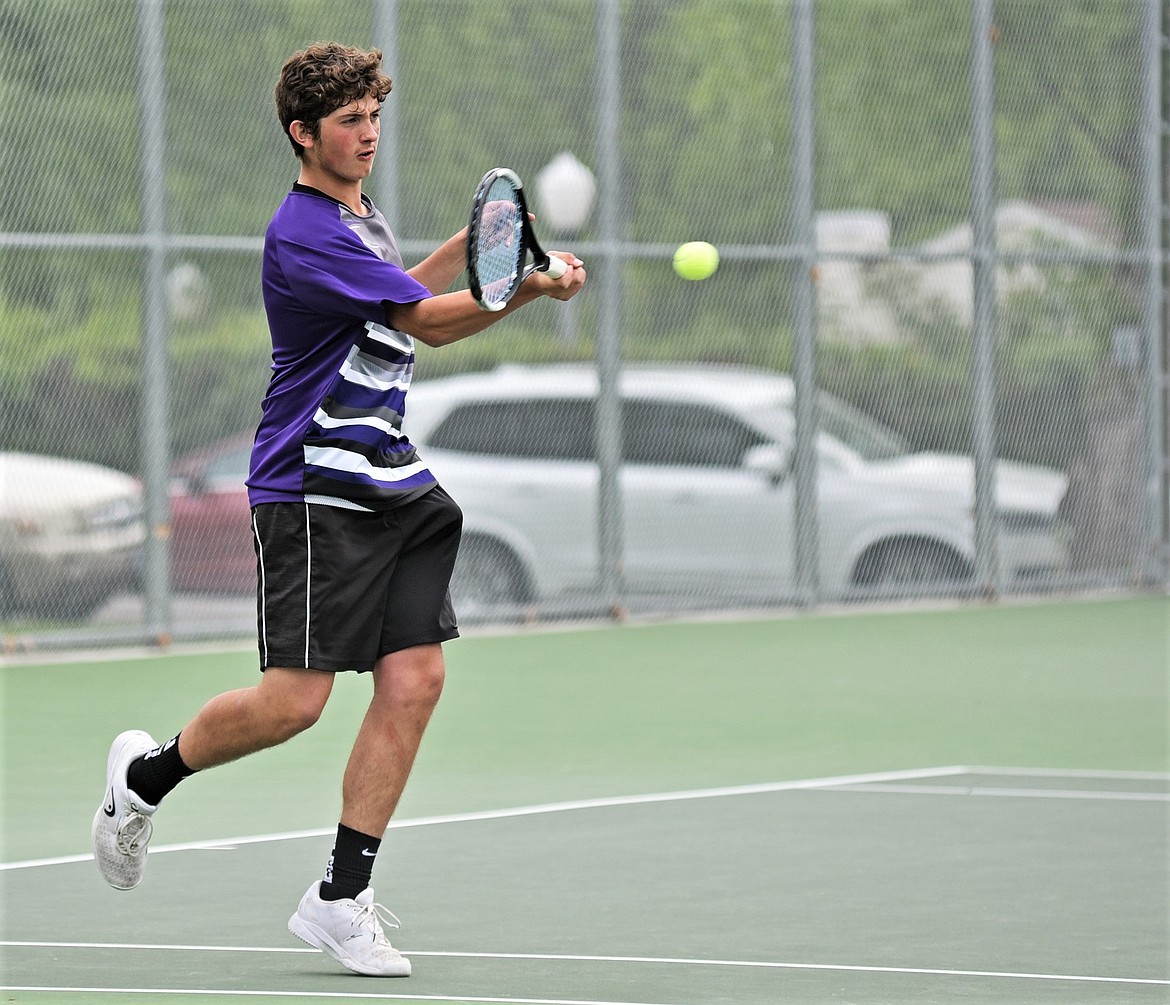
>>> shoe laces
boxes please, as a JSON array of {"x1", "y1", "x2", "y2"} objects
[
  {"x1": 115, "y1": 811, "x2": 152, "y2": 855},
  {"x1": 352, "y1": 900, "x2": 402, "y2": 944}
]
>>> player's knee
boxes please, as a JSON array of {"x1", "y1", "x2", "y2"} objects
[
  {"x1": 269, "y1": 690, "x2": 327, "y2": 740},
  {"x1": 392, "y1": 651, "x2": 446, "y2": 709},
  {"x1": 259, "y1": 667, "x2": 333, "y2": 740},
  {"x1": 285, "y1": 700, "x2": 325, "y2": 737},
  {"x1": 406, "y1": 657, "x2": 445, "y2": 709},
  {"x1": 423, "y1": 659, "x2": 446, "y2": 704}
]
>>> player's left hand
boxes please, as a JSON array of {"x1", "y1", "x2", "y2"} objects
[{"x1": 533, "y1": 252, "x2": 586, "y2": 301}]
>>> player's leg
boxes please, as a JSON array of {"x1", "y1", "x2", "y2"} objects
[
  {"x1": 289, "y1": 488, "x2": 462, "y2": 977},
  {"x1": 330, "y1": 486, "x2": 462, "y2": 855},
  {"x1": 336, "y1": 487, "x2": 461, "y2": 839},
  {"x1": 340, "y1": 643, "x2": 446, "y2": 838},
  {"x1": 176, "y1": 666, "x2": 334, "y2": 769},
  {"x1": 92, "y1": 667, "x2": 333, "y2": 890},
  {"x1": 92, "y1": 501, "x2": 361, "y2": 891},
  {"x1": 287, "y1": 644, "x2": 445, "y2": 977}
]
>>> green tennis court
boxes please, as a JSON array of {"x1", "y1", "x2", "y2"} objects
[{"x1": 2, "y1": 596, "x2": 1167, "y2": 1003}]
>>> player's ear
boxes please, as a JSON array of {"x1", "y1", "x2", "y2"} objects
[{"x1": 289, "y1": 120, "x2": 315, "y2": 150}]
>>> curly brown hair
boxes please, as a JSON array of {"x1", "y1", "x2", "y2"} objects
[{"x1": 274, "y1": 43, "x2": 393, "y2": 158}]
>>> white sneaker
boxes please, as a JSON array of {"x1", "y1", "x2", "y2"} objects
[
  {"x1": 288, "y1": 881, "x2": 412, "y2": 977},
  {"x1": 91, "y1": 730, "x2": 159, "y2": 891}
]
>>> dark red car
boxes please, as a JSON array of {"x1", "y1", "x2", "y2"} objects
[{"x1": 169, "y1": 435, "x2": 254, "y2": 594}]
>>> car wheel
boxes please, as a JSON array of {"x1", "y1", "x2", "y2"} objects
[
  {"x1": 450, "y1": 536, "x2": 531, "y2": 619},
  {"x1": 853, "y1": 537, "x2": 970, "y2": 591}
]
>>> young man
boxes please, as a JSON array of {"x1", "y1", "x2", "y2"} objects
[{"x1": 92, "y1": 42, "x2": 585, "y2": 978}]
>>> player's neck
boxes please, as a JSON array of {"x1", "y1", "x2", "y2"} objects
[{"x1": 296, "y1": 167, "x2": 366, "y2": 216}]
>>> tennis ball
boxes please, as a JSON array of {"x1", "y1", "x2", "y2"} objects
[{"x1": 672, "y1": 241, "x2": 719, "y2": 281}]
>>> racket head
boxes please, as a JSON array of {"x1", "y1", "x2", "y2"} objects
[{"x1": 467, "y1": 168, "x2": 527, "y2": 311}]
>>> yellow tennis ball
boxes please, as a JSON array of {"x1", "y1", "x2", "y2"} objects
[{"x1": 672, "y1": 241, "x2": 720, "y2": 280}]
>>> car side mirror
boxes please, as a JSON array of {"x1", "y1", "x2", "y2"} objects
[{"x1": 743, "y1": 443, "x2": 791, "y2": 487}]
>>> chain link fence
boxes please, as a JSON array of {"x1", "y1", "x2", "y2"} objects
[{"x1": 1, "y1": 0, "x2": 1166, "y2": 649}]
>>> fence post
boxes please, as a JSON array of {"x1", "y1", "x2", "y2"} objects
[
  {"x1": 970, "y1": 0, "x2": 1000, "y2": 598},
  {"x1": 790, "y1": 0, "x2": 820, "y2": 606},
  {"x1": 595, "y1": 0, "x2": 626, "y2": 618},
  {"x1": 1140, "y1": 0, "x2": 1168, "y2": 586},
  {"x1": 137, "y1": 0, "x2": 173, "y2": 643},
  {"x1": 373, "y1": 0, "x2": 400, "y2": 228}
]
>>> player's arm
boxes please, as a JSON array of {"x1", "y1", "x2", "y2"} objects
[
  {"x1": 408, "y1": 214, "x2": 567, "y2": 296},
  {"x1": 387, "y1": 257, "x2": 584, "y2": 348},
  {"x1": 406, "y1": 229, "x2": 468, "y2": 295}
]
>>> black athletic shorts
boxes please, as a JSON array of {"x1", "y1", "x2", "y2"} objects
[{"x1": 250, "y1": 486, "x2": 462, "y2": 673}]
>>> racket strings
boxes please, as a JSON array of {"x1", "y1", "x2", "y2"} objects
[
  {"x1": 472, "y1": 177, "x2": 525, "y2": 306},
  {"x1": 477, "y1": 201, "x2": 521, "y2": 284},
  {"x1": 468, "y1": 169, "x2": 544, "y2": 310},
  {"x1": 475, "y1": 204, "x2": 521, "y2": 288}
]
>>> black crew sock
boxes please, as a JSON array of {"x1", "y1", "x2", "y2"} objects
[
  {"x1": 125, "y1": 734, "x2": 195, "y2": 807},
  {"x1": 319, "y1": 823, "x2": 382, "y2": 902}
]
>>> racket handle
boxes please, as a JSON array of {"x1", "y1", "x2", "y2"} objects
[{"x1": 544, "y1": 256, "x2": 568, "y2": 279}]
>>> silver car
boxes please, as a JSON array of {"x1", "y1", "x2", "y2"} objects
[
  {"x1": 404, "y1": 364, "x2": 1068, "y2": 614},
  {"x1": 0, "y1": 453, "x2": 145, "y2": 619}
]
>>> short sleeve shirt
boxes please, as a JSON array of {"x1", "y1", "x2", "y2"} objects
[{"x1": 247, "y1": 184, "x2": 438, "y2": 510}]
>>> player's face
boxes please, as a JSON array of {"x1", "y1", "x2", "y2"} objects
[{"x1": 301, "y1": 95, "x2": 381, "y2": 185}]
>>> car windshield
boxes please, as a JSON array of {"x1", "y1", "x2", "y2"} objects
[
  {"x1": 748, "y1": 393, "x2": 911, "y2": 462},
  {"x1": 816, "y1": 394, "x2": 910, "y2": 461}
]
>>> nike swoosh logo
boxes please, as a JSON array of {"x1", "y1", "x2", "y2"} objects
[
  {"x1": 103, "y1": 793, "x2": 116, "y2": 817},
  {"x1": 360, "y1": 848, "x2": 376, "y2": 857}
]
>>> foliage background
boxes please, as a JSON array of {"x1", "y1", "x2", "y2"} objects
[{"x1": 0, "y1": 0, "x2": 1163, "y2": 596}]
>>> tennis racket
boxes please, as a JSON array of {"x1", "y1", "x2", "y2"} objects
[{"x1": 467, "y1": 167, "x2": 567, "y2": 312}]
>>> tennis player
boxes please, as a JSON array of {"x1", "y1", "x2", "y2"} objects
[{"x1": 92, "y1": 42, "x2": 585, "y2": 978}]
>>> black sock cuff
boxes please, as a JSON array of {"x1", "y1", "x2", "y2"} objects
[
  {"x1": 126, "y1": 734, "x2": 195, "y2": 807},
  {"x1": 336, "y1": 823, "x2": 382, "y2": 853},
  {"x1": 320, "y1": 823, "x2": 382, "y2": 901}
]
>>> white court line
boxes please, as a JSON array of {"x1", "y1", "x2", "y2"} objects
[
  {"x1": 964, "y1": 766, "x2": 1170, "y2": 781},
  {"x1": 2, "y1": 945, "x2": 1168, "y2": 990},
  {"x1": 5, "y1": 764, "x2": 1164, "y2": 877},
  {"x1": 0, "y1": 941, "x2": 314, "y2": 953},
  {"x1": 824, "y1": 783, "x2": 1170, "y2": 802},
  {"x1": 9, "y1": 945, "x2": 1170, "y2": 992},
  {"x1": 0, "y1": 764, "x2": 970, "y2": 873},
  {"x1": 0, "y1": 991, "x2": 668, "y2": 1005},
  {"x1": 6, "y1": 765, "x2": 1167, "y2": 997},
  {"x1": 5, "y1": 763, "x2": 1165, "y2": 873}
]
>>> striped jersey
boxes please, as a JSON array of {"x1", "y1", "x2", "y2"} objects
[{"x1": 248, "y1": 184, "x2": 437, "y2": 511}]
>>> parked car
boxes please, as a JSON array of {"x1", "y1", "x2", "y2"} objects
[
  {"x1": 0, "y1": 453, "x2": 145, "y2": 619},
  {"x1": 169, "y1": 434, "x2": 255, "y2": 594},
  {"x1": 169, "y1": 364, "x2": 1069, "y2": 612},
  {"x1": 408, "y1": 364, "x2": 1068, "y2": 611}
]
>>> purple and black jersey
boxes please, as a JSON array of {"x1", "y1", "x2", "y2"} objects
[{"x1": 248, "y1": 185, "x2": 437, "y2": 511}]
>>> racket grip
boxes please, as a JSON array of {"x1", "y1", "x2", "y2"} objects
[{"x1": 544, "y1": 256, "x2": 568, "y2": 280}]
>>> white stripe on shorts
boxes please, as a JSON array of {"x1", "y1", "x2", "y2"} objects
[
  {"x1": 252, "y1": 510, "x2": 267, "y2": 667},
  {"x1": 302, "y1": 503, "x2": 311, "y2": 667}
]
